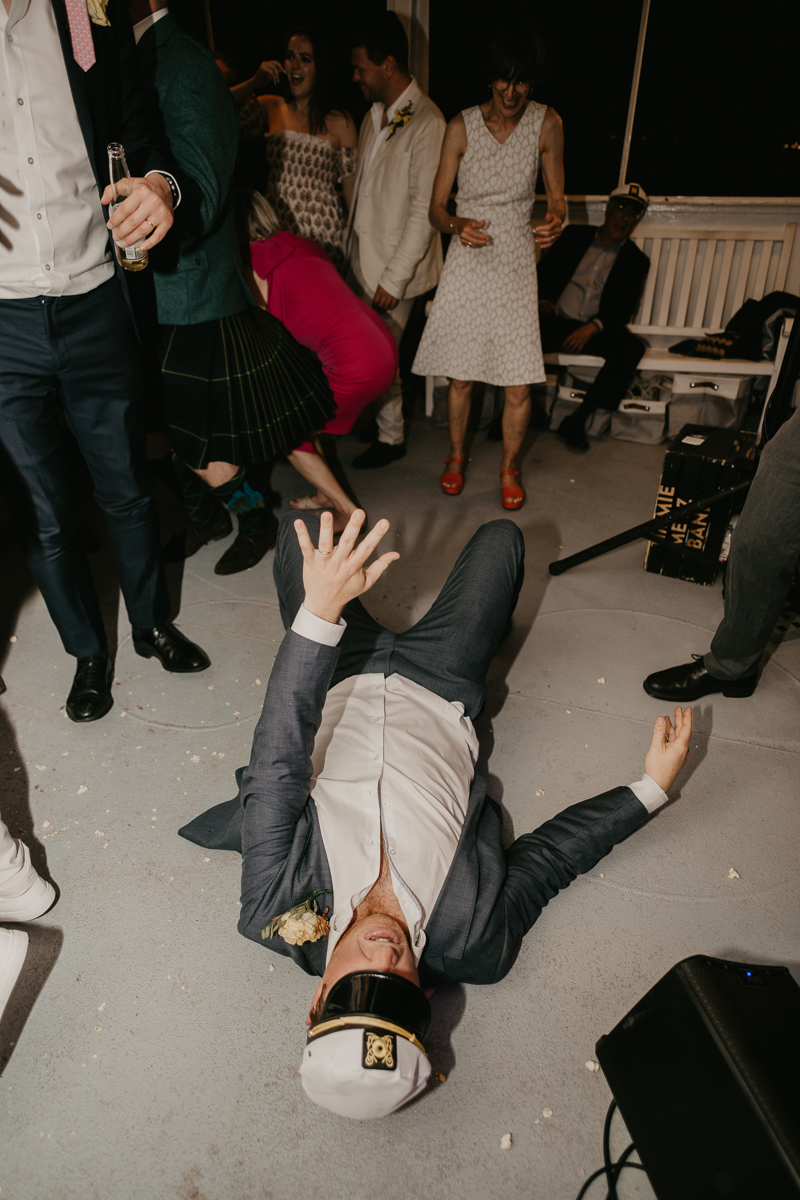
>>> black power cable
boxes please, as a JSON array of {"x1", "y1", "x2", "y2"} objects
[{"x1": 574, "y1": 1100, "x2": 648, "y2": 1200}]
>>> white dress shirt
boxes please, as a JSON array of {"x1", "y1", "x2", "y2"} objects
[
  {"x1": 132, "y1": 6, "x2": 169, "y2": 45},
  {"x1": 0, "y1": 0, "x2": 115, "y2": 298},
  {"x1": 291, "y1": 604, "x2": 668, "y2": 967},
  {"x1": 557, "y1": 237, "x2": 621, "y2": 330},
  {"x1": 0, "y1": 0, "x2": 178, "y2": 300}
]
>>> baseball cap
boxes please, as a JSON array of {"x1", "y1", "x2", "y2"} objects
[{"x1": 300, "y1": 971, "x2": 433, "y2": 1120}]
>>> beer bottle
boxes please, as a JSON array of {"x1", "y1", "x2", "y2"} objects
[{"x1": 107, "y1": 142, "x2": 149, "y2": 272}]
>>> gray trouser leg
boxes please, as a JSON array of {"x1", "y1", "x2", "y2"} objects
[{"x1": 706, "y1": 405, "x2": 800, "y2": 680}]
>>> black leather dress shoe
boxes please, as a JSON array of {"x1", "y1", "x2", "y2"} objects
[
  {"x1": 214, "y1": 514, "x2": 279, "y2": 575},
  {"x1": 351, "y1": 441, "x2": 406, "y2": 469},
  {"x1": 66, "y1": 654, "x2": 114, "y2": 723},
  {"x1": 185, "y1": 505, "x2": 232, "y2": 558},
  {"x1": 556, "y1": 412, "x2": 589, "y2": 452},
  {"x1": 643, "y1": 655, "x2": 758, "y2": 702},
  {"x1": 132, "y1": 624, "x2": 210, "y2": 673},
  {"x1": 357, "y1": 419, "x2": 379, "y2": 444}
]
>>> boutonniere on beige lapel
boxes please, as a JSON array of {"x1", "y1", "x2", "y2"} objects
[
  {"x1": 386, "y1": 101, "x2": 413, "y2": 141},
  {"x1": 86, "y1": 0, "x2": 111, "y2": 27},
  {"x1": 262, "y1": 890, "x2": 332, "y2": 946}
]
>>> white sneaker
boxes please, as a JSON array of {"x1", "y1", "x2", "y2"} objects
[
  {"x1": 0, "y1": 927, "x2": 28, "y2": 1020},
  {"x1": 0, "y1": 873, "x2": 56, "y2": 922}
]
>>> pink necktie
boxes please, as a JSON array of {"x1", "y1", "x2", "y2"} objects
[{"x1": 64, "y1": 0, "x2": 97, "y2": 72}]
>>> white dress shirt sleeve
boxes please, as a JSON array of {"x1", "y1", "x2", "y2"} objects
[
  {"x1": 291, "y1": 604, "x2": 346, "y2": 646},
  {"x1": 628, "y1": 772, "x2": 669, "y2": 814}
]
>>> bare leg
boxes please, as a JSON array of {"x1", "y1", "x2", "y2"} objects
[
  {"x1": 287, "y1": 445, "x2": 356, "y2": 533},
  {"x1": 500, "y1": 384, "x2": 531, "y2": 473},
  {"x1": 446, "y1": 378, "x2": 474, "y2": 461},
  {"x1": 193, "y1": 461, "x2": 239, "y2": 488}
]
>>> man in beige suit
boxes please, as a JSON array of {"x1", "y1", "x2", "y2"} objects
[{"x1": 347, "y1": 13, "x2": 445, "y2": 469}]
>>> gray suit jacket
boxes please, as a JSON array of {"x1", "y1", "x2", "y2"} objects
[{"x1": 179, "y1": 631, "x2": 650, "y2": 985}]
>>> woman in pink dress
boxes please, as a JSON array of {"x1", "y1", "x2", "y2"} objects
[{"x1": 236, "y1": 191, "x2": 398, "y2": 529}]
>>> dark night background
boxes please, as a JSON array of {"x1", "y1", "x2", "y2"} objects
[{"x1": 170, "y1": 0, "x2": 800, "y2": 197}]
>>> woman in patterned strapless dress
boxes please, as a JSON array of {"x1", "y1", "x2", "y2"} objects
[
  {"x1": 233, "y1": 27, "x2": 357, "y2": 270},
  {"x1": 413, "y1": 29, "x2": 565, "y2": 510}
]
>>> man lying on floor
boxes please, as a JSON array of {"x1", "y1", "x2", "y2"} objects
[{"x1": 180, "y1": 511, "x2": 692, "y2": 1120}]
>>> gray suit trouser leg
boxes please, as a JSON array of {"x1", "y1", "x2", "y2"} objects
[
  {"x1": 273, "y1": 515, "x2": 525, "y2": 720},
  {"x1": 705, "y1": 405, "x2": 800, "y2": 680}
]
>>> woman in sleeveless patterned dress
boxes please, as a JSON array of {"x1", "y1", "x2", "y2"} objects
[
  {"x1": 413, "y1": 29, "x2": 565, "y2": 510},
  {"x1": 231, "y1": 27, "x2": 357, "y2": 270}
]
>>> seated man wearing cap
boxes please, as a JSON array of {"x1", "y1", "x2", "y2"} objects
[
  {"x1": 538, "y1": 183, "x2": 651, "y2": 451},
  {"x1": 180, "y1": 509, "x2": 692, "y2": 1119}
]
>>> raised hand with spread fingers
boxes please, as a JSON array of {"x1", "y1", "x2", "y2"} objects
[{"x1": 294, "y1": 509, "x2": 400, "y2": 625}]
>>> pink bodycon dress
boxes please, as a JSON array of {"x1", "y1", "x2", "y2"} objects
[{"x1": 248, "y1": 232, "x2": 398, "y2": 454}]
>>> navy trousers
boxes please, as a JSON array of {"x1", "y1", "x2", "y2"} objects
[
  {"x1": 0, "y1": 278, "x2": 169, "y2": 658},
  {"x1": 274, "y1": 514, "x2": 525, "y2": 721},
  {"x1": 539, "y1": 315, "x2": 645, "y2": 411}
]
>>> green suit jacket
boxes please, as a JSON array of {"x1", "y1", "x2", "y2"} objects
[{"x1": 136, "y1": 14, "x2": 251, "y2": 325}]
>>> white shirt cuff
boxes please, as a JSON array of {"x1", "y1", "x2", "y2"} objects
[
  {"x1": 628, "y1": 772, "x2": 669, "y2": 814},
  {"x1": 146, "y1": 170, "x2": 182, "y2": 209},
  {"x1": 291, "y1": 604, "x2": 346, "y2": 646}
]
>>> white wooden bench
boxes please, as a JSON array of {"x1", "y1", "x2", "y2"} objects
[
  {"x1": 544, "y1": 221, "x2": 796, "y2": 378},
  {"x1": 423, "y1": 220, "x2": 796, "y2": 415}
]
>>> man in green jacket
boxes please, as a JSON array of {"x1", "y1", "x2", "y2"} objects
[{"x1": 129, "y1": 1, "x2": 282, "y2": 575}]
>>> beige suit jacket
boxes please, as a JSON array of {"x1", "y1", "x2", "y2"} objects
[{"x1": 346, "y1": 79, "x2": 445, "y2": 301}]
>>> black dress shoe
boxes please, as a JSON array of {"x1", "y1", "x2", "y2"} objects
[
  {"x1": 214, "y1": 515, "x2": 279, "y2": 575},
  {"x1": 556, "y1": 412, "x2": 589, "y2": 453},
  {"x1": 132, "y1": 624, "x2": 210, "y2": 673},
  {"x1": 643, "y1": 655, "x2": 758, "y2": 702},
  {"x1": 185, "y1": 505, "x2": 233, "y2": 558},
  {"x1": 357, "y1": 419, "x2": 379, "y2": 444},
  {"x1": 66, "y1": 654, "x2": 114, "y2": 723},
  {"x1": 351, "y1": 441, "x2": 406, "y2": 469}
]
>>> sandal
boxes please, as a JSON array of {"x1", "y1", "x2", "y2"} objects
[
  {"x1": 500, "y1": 469, "x2": 524, "y2": 510},
  {"x1": 441, "y1": 458, "x2": 466, "y2": 495}
]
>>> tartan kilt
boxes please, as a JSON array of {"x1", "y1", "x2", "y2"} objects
[{"x1": 160, "y1": 307, "x2": 335, "y2": 468}]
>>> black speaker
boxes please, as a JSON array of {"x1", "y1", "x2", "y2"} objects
[{"x1": 596, "y1": 955, "x2": 800, "y2": 1199}]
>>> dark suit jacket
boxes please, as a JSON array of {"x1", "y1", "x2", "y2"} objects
[
  {"x1": 537, "y1": 225, "x2": 649, "y2": 332},
  {"x1": 49, "y1": 0, "x2": 174, "y2": 302},
  {"x1": 180, "y1": 631, "x2": 651, "y2": 986},
  {"x1": 136, "y1": 15, "x2": 250, "y2": 325}
]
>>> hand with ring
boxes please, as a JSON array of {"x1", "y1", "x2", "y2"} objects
[
  {"x1": 294, "y1": 510, "x2": 399, "y2": 625},
  {"x1": 101, "y1": 174, "x2": 174, "y2": 251},
  {"x1": 455, "y1": 216, "x2": 490, "y2": 249}
]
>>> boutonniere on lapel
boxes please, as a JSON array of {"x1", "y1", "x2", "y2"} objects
[
  {"x1": 262, "y1": 890, "x2": 332, "y2": 946},
  {"x1": 386, "y1": 101, "x2": 413, "y2": 141},
  {"x1": 86, "y1": 0, "x2": 111, "y2": 27}
]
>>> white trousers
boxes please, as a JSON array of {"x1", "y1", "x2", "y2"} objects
[
  {"x1": 348, "y1": 249, "x2": 414, "y2": 447},
  {"x1": 0, "y1": 817, "x2": 37, "y2": 901}
]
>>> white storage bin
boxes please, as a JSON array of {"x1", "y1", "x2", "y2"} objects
[
  {"x1": 667, "y1": 374, "x2": 751, "y2": 437},
  {"x1": 549, "y1": 380, "x2": 610, "y2": 438},
  {"x1": 610, "y1": 397, "x2": 668, "y2": 444}
]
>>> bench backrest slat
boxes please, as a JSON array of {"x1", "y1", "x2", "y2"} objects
[
  {"x1": 731, "y1": 239, "x2": 755, "y2": 314},
  {"x1": 709, "y1": 239, "x2": 736, "y2": 328},
  {"x1": 657, "y1": 238, "x2": 681, "y2": 326},
  {"x1": 638, "y1": 237, "x2": 661, "y2": 325},
  {"x1": 674, "y1": 238, "x2": 698, "y2": 327}
]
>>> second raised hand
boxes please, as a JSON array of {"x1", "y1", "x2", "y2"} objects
[{"x1": 295, "y1": 510, "x2": 400, "y2": 625}]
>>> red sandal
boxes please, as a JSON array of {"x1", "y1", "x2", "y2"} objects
[
  {"x1": 500, "y1": 469, "x2": 524, "y2": 510},
  {"x1": 441, "y1": 458, "x2": 466, "y2": 495}
]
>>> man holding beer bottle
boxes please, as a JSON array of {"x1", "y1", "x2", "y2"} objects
[{"x1": 0, "y1": 0, "x2": 210, "y2": 721}]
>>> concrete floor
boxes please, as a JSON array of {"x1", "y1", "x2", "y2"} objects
[{"x1": 1, "y1": 410, "x2": 798, "y2": 1200}]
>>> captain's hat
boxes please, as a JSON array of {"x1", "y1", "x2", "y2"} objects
[
  {"x1": 609, "y1": 182, "x2": 649, "y2": 211},
  {"x1": 300, "y1": 972, "x2": 432, "y2": 1120}
]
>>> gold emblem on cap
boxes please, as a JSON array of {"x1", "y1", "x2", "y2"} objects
[{"x1": 364, "y1": 1032, "x2": 395, "y2": 1069}]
